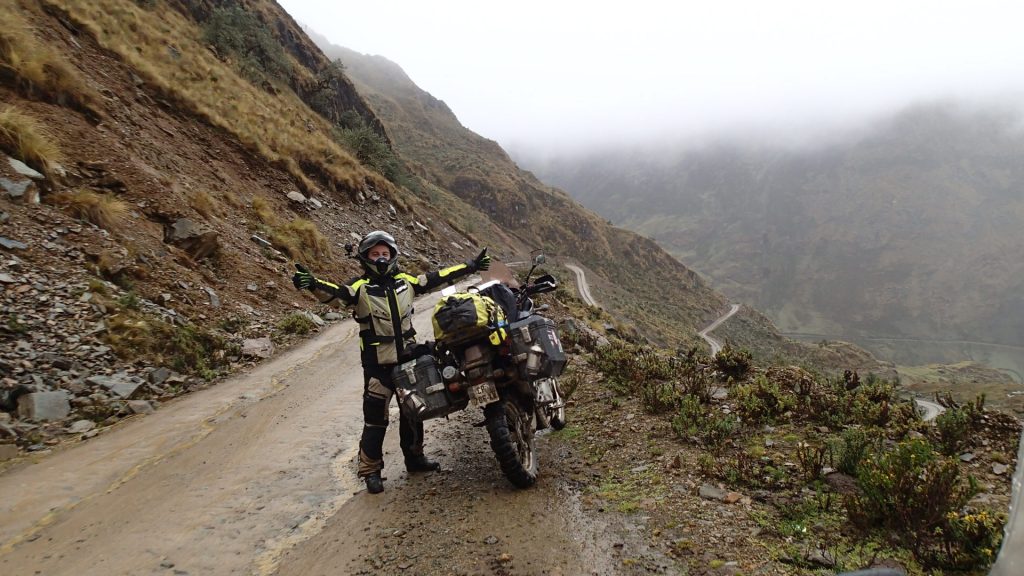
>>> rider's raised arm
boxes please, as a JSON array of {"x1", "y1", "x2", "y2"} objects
[
  {"x1": 398, "y1": 263, "x2": 474, "y2": 295},
  {"x1": 400, "y1": 249, "x2": 491, "y2": 295},
  {"x1": 308, "y1": 276, "x2": 362, "y2": 308}
]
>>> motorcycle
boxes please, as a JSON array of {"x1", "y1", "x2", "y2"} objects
[{"x1": 391, "y1": 253, "x2": 568, "y2": 488}]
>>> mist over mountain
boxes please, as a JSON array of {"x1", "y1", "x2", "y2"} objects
[{"x1": 524, "y1": 102, "x2": 1024, "y2": 357}]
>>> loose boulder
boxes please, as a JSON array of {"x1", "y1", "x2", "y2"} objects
[
  {"x1": 17, "y1": 391, "x2": 71, "y2": 421},
  {"x1": 241, "y1": 337, "x2": 274, "y2": 359},
  {"x1": 164, "y1": 218, "x2": 220, "y2": 260},
  {"x1": 87, "y1": 374, "x2": 143, "y2": 399}
]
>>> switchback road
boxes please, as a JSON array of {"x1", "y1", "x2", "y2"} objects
[
  {"x1": 565, "y1": 264, "x2": 598, "y2": 308},
  {"x1": 698, "y1": 304, "x2": 740, "y2": 356}
]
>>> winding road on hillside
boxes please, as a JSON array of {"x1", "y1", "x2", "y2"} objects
[
  {"x1": 699, "y1": 304, "x2": 741, "y2": 356},
  {"x1": 565, "y1": 264, "x2": 599, "y2": 308},
  {"x1": 914, "y1": 398, "x2": 945, "y2": 421},
  {"x1": 693, "y1": 302, "x2": 947, "y2": 421},
  {"x1": 0, "y1": 285, "x2": 642, "y2": 576}
]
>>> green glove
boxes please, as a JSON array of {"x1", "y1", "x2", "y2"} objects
[
  {"x1": 472, "y1": 248, "x2": 491, "y2": 271},
  {"x1": 292, "y1": 263, "x2": 315, "y2": 290}
]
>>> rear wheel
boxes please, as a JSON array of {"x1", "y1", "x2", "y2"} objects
[{"x1": 484, "y1": 399, "x2": 537, "y2": 488}]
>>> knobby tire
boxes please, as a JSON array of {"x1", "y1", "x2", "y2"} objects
[{"x1": 484, "y1": 400, "x2": 538, "y2": 488}]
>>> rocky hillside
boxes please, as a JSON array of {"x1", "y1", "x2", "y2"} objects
[
  {"x1": 529, "y1": 103, "x2": 1024, "y2": 354},
  {"x1": 0, "y1": 0, "x2": 527, "y2": 455}
]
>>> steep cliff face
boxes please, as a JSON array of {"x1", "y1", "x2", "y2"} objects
[{"x1": 532, "y1": 104, "x2": 1024, "y2": 350}]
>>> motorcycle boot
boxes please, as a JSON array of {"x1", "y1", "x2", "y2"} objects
[
  {"x1": 365, "y1": 472, "x2": 384, "y2": 494},
  {"x1": 405, "y1": 455, "x2": 441, "y2": 473}
]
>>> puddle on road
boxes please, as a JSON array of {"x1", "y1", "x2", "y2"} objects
[{"x1": 254, "y1": 443, "x2": 362, "y2": 576}]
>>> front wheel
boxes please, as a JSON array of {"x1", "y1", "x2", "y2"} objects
[{"x1": 484, "y1": 399, "x2": 538, "y2": 488}]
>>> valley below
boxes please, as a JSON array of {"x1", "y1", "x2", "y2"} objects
[{"x1": 786, "y1": 331, "x2": 1024, "y2": 412}]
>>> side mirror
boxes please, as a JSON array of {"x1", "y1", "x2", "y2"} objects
[{"x1": 533, "y1": 253, "x2": 546, "y2": 265}]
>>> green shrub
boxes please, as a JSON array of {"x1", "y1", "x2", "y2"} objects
[
  {"x1": 847, "y1": 438, "x2": 977, "y2": 556},
  {"x1": 104, "y1": 312, "x2": 227, "y2": 380},
  {"x1": 677, "y1": 364, "x2": 715, "y2": 402},
  {"x1": 117, "y1": 291, "x2": 141, "y2": 311},
  {"x1": 808, "y1": 373, "x2": 918, "y2": 430},
  {"x1": 702, "y1": 412, "x2": 739, "y2": 447},
  {"x1": 332, "y1": 120, "x2": 400, "y2": 181},
  {"x1": 671, "y1": 394, "x2": 737, "y2": 449},
  {"x1": 670, "y1": 394, "x2": 704, "y2": 440},
  {"x1": 940, "y1": 508, "x2": 1005, "y2": 568},
  {"x1": 639, "y1": 379, "x2": 681, "y2": 414},
  {"x1": 713, "y1": 344, "x2": 752, "y2": 380},
  {"x1": 203, "y1": 6, "x2": 292, "y2": 85},
  {"x1": 734, "y1": 374, "x2": 795, "y2": 423},
  {"x1": 4, "y1": 314, "x2": 28, "y2": 334},
  {"x1": 796, "y1": 440, "x2": 829, "y2": 482},
  {"x1": 829, "y1": 428, "x2": 878, "y2": 476},
  {"x1": 167, "y1": 324, "x2": 223, "y2": 379},
  {"x1": 592, "y1": 342, "x2": 671, "y2": 394},
  {"x1": 218, "y1": 315, "x2": 247, "y2": 334},
  {"x1": 934, "y1": 408, "x2": 973, "y2": 456},
  {"x1": 277, "y1": 312, "x2": 316, "y2": 335},
  {"x1": 723, "y1": 450, "x2": 764, "y2": 487},
  {"x1": 934, "y1": 395, "x2": 984, "y2": 456}
]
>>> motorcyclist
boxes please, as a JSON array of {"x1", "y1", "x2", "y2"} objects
[{"x1": 291, "y1": 230, "x2": 491, "y2": 494}]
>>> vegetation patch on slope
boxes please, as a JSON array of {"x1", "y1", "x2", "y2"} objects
[{"x1": 556, "y1": 338, "x2": 1020, "y2": 574}]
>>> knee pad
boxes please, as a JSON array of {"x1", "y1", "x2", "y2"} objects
[{"x1": 363, "y1": 394, "x2": 389, "y2": 427}]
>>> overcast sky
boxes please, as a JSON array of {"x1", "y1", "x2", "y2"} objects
[{"x1": 278, "y1": 1, "x2": 1024, "y2": 154}]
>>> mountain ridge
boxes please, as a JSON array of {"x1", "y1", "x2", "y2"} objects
[{"x1": 529, "y1": 102, "x2": 1024, "y2": 353}]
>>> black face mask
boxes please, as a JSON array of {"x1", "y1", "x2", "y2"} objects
[{"x1": 374, "y1": 257, "x2": 390, "y2": 275}]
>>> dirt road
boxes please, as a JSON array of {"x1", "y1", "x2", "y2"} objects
[
  {"x1": 698, "y1": 304, "x2": 740, "y2": 356},
  {"x1": 0, "y1": 288, "x2": 657, "y2": 576},
  {"x1": 565, "y1": 264, "x2": 598, "y2": 308}
]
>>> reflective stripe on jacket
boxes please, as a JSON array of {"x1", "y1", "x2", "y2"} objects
[{"x1": 310, "y1": 262, "x2": 475, "y2": 366}]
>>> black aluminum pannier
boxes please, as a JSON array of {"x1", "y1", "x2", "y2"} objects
[
  {"x1": 392, "y1": 355, "x2": 467, "y2": 421},
  {"x1": 509, "y1": 316, "x2": 566, "y2": 379}
]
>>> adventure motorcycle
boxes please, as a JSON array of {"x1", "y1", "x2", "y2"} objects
[{"x1": 391, "y1": 254, "x2": 568, "y2": 488}]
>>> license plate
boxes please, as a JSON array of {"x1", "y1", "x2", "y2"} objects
[{"x1": 468, "y1": 381, "x2": 499, "y2": 406}]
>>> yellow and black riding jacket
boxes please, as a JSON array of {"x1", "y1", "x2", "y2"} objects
[{"x1": 310, "y1": 263, "x2": 475, "y2": 366}]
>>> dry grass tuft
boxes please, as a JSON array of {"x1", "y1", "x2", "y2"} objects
[
  {"x1": 48, "y1": 0, "x2": 389, "y2": 197},
  {"x1": 103, "y1": 309, "x2": 226, "y2": 378},
  {"x1": 222, "y1": 189, "x2": 243, "y2": 208},
  {"x1": 50, "y1": 189, "x2": 128, "y2": 230},
  {"x1": 285, "y1": 218, "x2": 330, "y2": 258},
  {"x1": 251, "y1": 195, "x2": 276, "y2": 224},
  {"x1": 249, "y1": 195, "x2": 329, "y2": 264},
  {"x1": 0, "y1": 0, "x2": 101, "y2": 116},
  {"x1": 270, "y1": 218, "x2": 330, "y2": 264},
  {"x1": 188, "y1": 189, "x2": 217, "y2": 218},
  {"x1": 0, "y1": 106, "x2": 63, "y2": 174}
]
